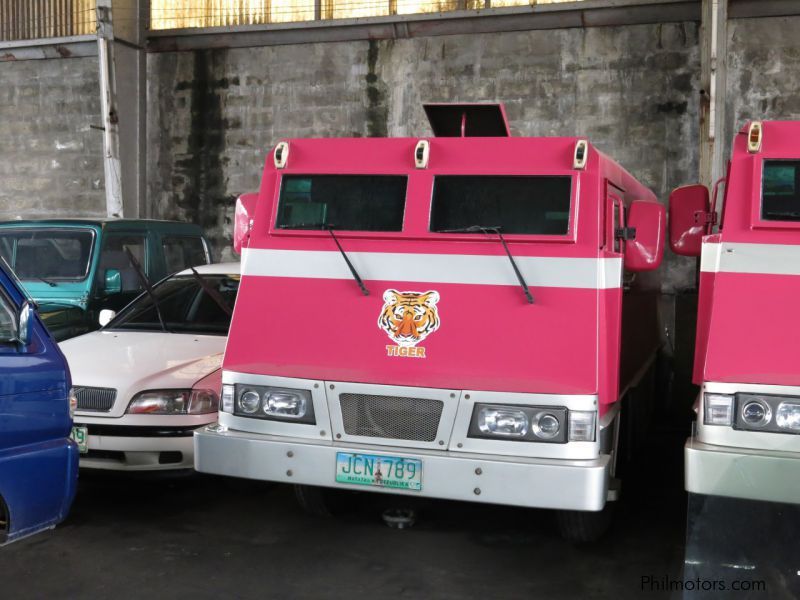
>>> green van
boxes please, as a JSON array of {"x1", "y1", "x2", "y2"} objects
[{"x1": 0, "y1": 219, "x2": 211, "y2": 340}]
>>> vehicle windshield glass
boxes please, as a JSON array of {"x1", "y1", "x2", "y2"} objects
[
  {"x1": 276, "y1": 175, "x2": 407, "y2": 231},
  {"x1": 109, "y1": 274, "x2": 239, "y2": 335},
  {"x1": 430, "y1": 175, "x2": 572, "y2": 235},
  {"x1": 762, "y1": 160, "x2": 800, "y2": 221},
  {"x1": 0, "y1": 228, "x2": 94, "y2": 281}
]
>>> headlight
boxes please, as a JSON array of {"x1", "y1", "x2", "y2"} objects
[
  {"x1": 734, "y1": 393, "x2": 800, "y2": 435},
  {"x1": 468, "y1": 404, "x2": 568, "y2": 443},
  {"x1": 126, "y1": 389, "x2": 219, "y2": 415},
  {"x1": 703, "y1": 393, "x2": 734, "y2": 426},
  {"x1": 568, "y1": 411, "x2": 596, "y2": 442},
  {"x1": 776, "y1": 402, "x2": 800, "y2": 432},
  {"x1": 477, "y1": 407, "x2": 529, "y2": 438},
  {"x1": 741, "y1": 400, "x2": 771, "y2": 427},
  {"x1": 233, "y1": 384, "x2": 315, "y2": 424}
]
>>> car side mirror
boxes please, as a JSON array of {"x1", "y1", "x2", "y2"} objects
[
  {"x1": 16, "y1": 302, "x2": 34, "y2": 346},
  {"x1": 624, "y1": 201, "x2": 666, "y2": 272},
  {"x1": 98, "y1": 309, "x2": 116, "y2": 327},
  {"x1": 103, "y1": 268, "x2": 122, "y2": 294},
  {"x1": 669, "y1": 184, "x2": 711, "y2": 257},
  {"x1": 233, "y1": 192, "x2": 258, "y2": 255}
]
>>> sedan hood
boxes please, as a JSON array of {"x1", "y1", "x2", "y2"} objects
[{"x1": 61, "y1": 330, "x2": 226, "y2": 418}]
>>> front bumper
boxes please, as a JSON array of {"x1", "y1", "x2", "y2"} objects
[
  {"x1": 195, "y1": 426, "x2": 611, "y2": 511},
  {"x1": 685, "y1": 438, "x2": 800, "y2": 504},
  {"x1": 78, "y1": 427, "x2": 199, "y2": 471}
]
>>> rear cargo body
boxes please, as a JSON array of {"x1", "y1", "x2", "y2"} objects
[
  {"x1": 196, "y1": 110, "x2": 663, "y2": 529},
  {"x1": 678, "y1": 121, "x2": 800, "y2": 504}
]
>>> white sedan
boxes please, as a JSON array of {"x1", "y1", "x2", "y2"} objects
[{"x1": 61, "y1": 262, "x2": 240, "y2": 471}]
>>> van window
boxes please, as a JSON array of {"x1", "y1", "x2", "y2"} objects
[
  {"x1": 762, "y1": 160, "x2": 800, "y2": 221},
  {"x1": 162, "y1": 236, "x2": 209, "y2": 274},
  {"x1": 0, "y1": 293, "x2": 14, "y2": 341},
  {"x1": 97, "y1": 234, "x2": 147, "y2": 292},
  {"x1": 276, "y1": 175, "x2": 407, "y2": 232},
  {"x1": 0, "y1": 229, "x2": 94, "y2": 281},
  {"x1": 430, "y1": 176, "x2": 572, "y2": 235}
]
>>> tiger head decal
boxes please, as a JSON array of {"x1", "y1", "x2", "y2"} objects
[{"x1": 378, "y1": 289, "x2": 441, "y2": 347}]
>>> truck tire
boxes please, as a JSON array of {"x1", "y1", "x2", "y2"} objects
[
  {"x1": 293, "y1": 484, "x2": 333, "y2": 517},
  {"x1": 556, "y1": 503, "x2": 615, "y2": 543}
]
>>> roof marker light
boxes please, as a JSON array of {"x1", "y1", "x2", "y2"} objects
[
  {"x1": 274, "y1": 141, "x2": 289, "y2": 169},
  {"x1": 573, "y1": 139, "x2": 588, "y2": 170},
  {"x1": 747, "y1": 121, "x2": 762, "y2": 153},
  {"x1": 415, "y1": 140, "x2": 430, "y2": 169}
]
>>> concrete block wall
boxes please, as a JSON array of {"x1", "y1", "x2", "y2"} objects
[
  {"x1": 0, "y1": 57, "x2": 105, "y2": 220},
  {"x1": 724, "y1": 16, "x2": 800, "y2": 164},
  {"x1": 147, "y1": 22, "x2": 701, "y2": 275}
]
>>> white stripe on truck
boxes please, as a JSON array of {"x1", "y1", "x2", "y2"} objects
[
  {"x1": 701, "y1": 242, "x2": 800, "y2": 276},
  {"x1": 241, "y1": 248, "x2": 623, "y2": 290}
]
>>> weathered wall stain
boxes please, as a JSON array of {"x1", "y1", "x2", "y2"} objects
[{"x1": 365, "y1": 39, "x2": 388, "y2": 138}]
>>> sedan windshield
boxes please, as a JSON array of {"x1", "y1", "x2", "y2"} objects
[
  {"x1": 109, "y1": 274, "x2": 239, "y2": 335},
  {"x1": 0, "y1": 228, "x2": 94, "y2": 282}
]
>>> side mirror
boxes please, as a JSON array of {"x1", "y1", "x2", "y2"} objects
[
  {"x1": 98, "y1": 309, "x2": 116, "y2": 327},
  {"x1": 669, "y1": 184, "x2": 711, "y2": 257},
  {"x1": 624, "y1": 201, "x2": 666, "y2": 272},
  {"x1": 16, "y1": 302, "x2": 34, "y2": 346},
  {"x1": 233, "y1": 193, "x2": 258, "y2": 255},
  {"x1": 103, "y1": 268, "x2": 122, "y2": 294}
]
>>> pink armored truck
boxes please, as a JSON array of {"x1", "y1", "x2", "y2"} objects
[
  {"x1": 671, "y1": 121, "x2": 800, "y2": 596},
  {"x1": 672, "y1": 121, "x2": 800, "y2": 502},
  {"x1": 195, "y1": 104, "x2": 667, "y2": 541}
]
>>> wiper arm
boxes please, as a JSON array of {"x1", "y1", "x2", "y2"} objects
[
  {"x1": 189, "y1": 267, "x2": 234, "y2": 318},
  {"x1": 278, "y1": 222, "x2": 329, "y2": 230},
  {"x1": 123, "y1": 246, "x2": 168, "y2": 333},
  {"x1": 440, "y1": 225, "x2": 534, "y2": 304},
  {"x1": 326, "y1": 225, "x2": 369, "y2": 297}
]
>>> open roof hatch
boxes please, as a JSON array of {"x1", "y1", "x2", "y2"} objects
[{"x1": 423, "y1": 103, "x2": 510, "y2": 137}]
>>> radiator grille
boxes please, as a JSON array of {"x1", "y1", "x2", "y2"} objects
[
  {"x1": 339, "y1": 393, "x2": 443, "y2": 442},
  {"x1": 74, "y1": 386, "x2": 117, "y2": 412}
]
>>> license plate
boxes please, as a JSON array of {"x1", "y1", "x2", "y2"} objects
[
  {"x1": 71, "y1": 426, "x2": 88, "y2": 454},
  {"x1": 335, "y1": 452, "x2": 422, "y2": 491}
]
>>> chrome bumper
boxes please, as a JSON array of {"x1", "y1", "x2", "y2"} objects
[
  {"x1": 685, "y1": 438, "x2": 800, "y2": 505},
  {"x1": 195, "y1": 425, "x2": 611, "y2": 511}
]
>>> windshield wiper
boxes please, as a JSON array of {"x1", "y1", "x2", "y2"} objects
[
  {"x1": 440, "y1": 225, "x2": 534, "y2": 304},
  {"x1": 189, "y1": 268, "x2": 234, "y2": 318},
  {"x1": 278, "y1": 222, "x2": 329, "y2": 230},
  {"x1": 280, "y1": 222, "x2": 369, "y2": 295},
  {"x1": 325, "y1": 225, "x2": 369, "y2": 296},
  {"x1": 123, "y1": 246, "x2": 168, "y2": 333}
]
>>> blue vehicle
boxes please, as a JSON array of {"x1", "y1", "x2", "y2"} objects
[{"x1": 0, "y1": 259, "x2": 78, "y2": 544}]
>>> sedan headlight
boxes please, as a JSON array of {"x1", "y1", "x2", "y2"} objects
[
  {"x1": 469, "y1": 404, "x2": 568, "y2": 443},
  {"x1": 233, "y1": 384, "x2": 315, "y2": 424},
  {"x1": 126, "y1": 389, "x2": 219, "y2": 415}
]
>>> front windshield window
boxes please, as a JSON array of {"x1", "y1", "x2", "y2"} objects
[
  {"x1": 109, "y1": 274, "x2": 239, "y2": 335},
  {"x1": 430, "y1": 175, "x2": 572, "y2": 235},
  {"x1": 276, "y1": 175, "x2": 407, "y2": 231},
  {"x1": 0, "y1": 228, "x2": 94, "y2": 281},
  {"x1": 762, "y1": 160, "x2": 800, "y2": 221}
]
